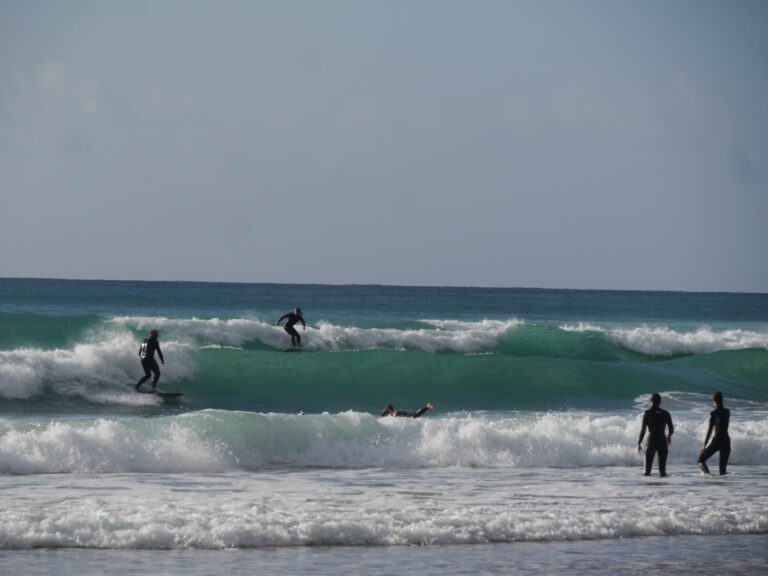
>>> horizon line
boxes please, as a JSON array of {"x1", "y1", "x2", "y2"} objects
[{"x1": 1, "y1": 275, "x2": 766, "y2": 297}]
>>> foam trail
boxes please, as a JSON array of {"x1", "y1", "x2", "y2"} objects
[
  {"x1": 115, "y1": 316, "x2": 768, "y2": 356},
  {"x1": 111, "y1": 316, "x2": 524, "y2": 353}
]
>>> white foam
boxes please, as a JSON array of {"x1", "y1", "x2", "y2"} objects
[
  {"x1": 560, "y1": 322, "x2": 604, "y2": 333},
  {"x1": 0, "y1": 464, "x2": 766, "y2": 550},
  {"x1": 111, "y1": 316, "x2": 524, "y2": 353},
  {"x1": 0, "y1": 332, "x2": 195, "y2": 400},
  {"x1": 1, "y1": 410, "x2": 766, "y2": 474},
  {"x1": 111, "y1": 316, "x2": 287, "y2": 348},
  {"x1": 0, "y1": 417, "x2": 228, "y2": 475},
  {"x1": 609, "y1": 326, "x2": 768, "y2": 356},
  {"x1": 559, "y1": 323, "x2": 768, "y2": 355}
]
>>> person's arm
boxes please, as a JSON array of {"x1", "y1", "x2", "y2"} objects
[
  {"x1": 299, "y1": 316, "x2": 306, "y2": 329},
  {"x1": 637, "y1": 413, "x2": 648, "y2": 452},
  {"x1": 276, "y1": 314, "x2": 289, "y2": 326},
  {"x1": 666, "y1": 412, "x2": 674, "y2": 444},
  {"x1": 157, "y1": 342, "x2": 164, "y2": 364},
  {"x1": 701, "y1": 416, "x2": 715, "y2": 451}
]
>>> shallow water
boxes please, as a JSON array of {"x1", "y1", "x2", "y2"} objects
[
  {"x1": 3, "y1": 535, "x2": 767, "y2": 576},
  {"x1": 2, "y1": 465, "x2": 766, "y2": 549}
]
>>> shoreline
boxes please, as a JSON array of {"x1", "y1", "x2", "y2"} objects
[{"x1": 2, "y1": 535, "x2": 766, "y2": 575}]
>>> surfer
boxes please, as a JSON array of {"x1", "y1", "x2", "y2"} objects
[
  {"x1": 381, "y1": 403, "x2": 434, "y2": 418},
  {"x1": 637, "y1": 393, "x2": 674, "y2": 477},
  {"x1": 276, "y1": 308, "x2": 306, "y2": 347},
  {"x1": 135, "y1": 329, "x2": 164, "y2": 392},
  {"x1": 698, "y1": 391, "x2": 731, "y2": 475}
]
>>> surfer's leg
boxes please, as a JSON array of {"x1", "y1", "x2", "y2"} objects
[
  {"x1": 285, "y1": 326, "x2": 300, "y2": 347},
  {"x1": 149, "y1": 359, "x2": 160, "y2": 388},
  {"x1": 412, "y1": 406, "x2": 431, "y2": 418},
  {"x1": 718, "y1": 441, "x2": 731, "y2": 475},
  {"x1": 658, "y1": 442, "x2": 668, "y2": 477},
  {"x1": 644, "y1": 444, "x2": 656, "y2": 476},
  {"x1": 698, "y1": 443, "x2": 718, "y2": 474},
  {"x1": 135, "y1": 361, "x2": 152, "y2": 390}
]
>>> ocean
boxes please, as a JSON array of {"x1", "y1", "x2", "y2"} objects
[{"x1": 1, "y1": 278, "x2": 766, "y2": 574}]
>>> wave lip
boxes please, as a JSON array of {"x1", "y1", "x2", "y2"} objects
[
  {"x1": 111, "y1": 316, "x2": 524, "y2": 353},
  {"x1": 561, "y1": 323, "x2": 768, "y2": 356},
  {"x1": 113, "y1": 316, "x2": 768, "y2": 356}
]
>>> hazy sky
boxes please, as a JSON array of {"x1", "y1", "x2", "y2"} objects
[{"x1": 1, "y1": 1, "x2": 766, "y2": 291}]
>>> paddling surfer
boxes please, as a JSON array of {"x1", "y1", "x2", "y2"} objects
[
  {"x1": 135, "y1": 329, "x2": 164, "y2": 392},
  {"x1": 276, "y1": 308, "x2": 306, "y2": 347},
  {"x1": 381, "y1": 403, "x2": 435, "y2": 418}
]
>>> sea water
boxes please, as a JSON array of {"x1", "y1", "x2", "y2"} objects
[{"x1": 1, "y1": 279, "x2": 766, "y2": 574}]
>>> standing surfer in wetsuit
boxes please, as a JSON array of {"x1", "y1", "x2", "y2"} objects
[
  {"x1": 276, "y1": 308, "x2": 306, "y2": 347},
  {"x1": 637, "y1": 393, "x2": 674, "y2": 477},
  {"x1": 381, "y1": 403, "x2": 435, "y2": 418},
  {"x1": 698, "y1": 391, "x2": 731, "y2": 475},
  {"x1": 135, "y1": 329, "x2": 164, "y2": 392}
]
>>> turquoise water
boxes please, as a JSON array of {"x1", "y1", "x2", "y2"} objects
[
  {"x1": 1, "y1": 278, "x2": 767, "y2": 415},
  {"x1": 1, "y1": 278, "x2": 766, "y2": 566}
]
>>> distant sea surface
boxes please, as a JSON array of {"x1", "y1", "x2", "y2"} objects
[{"x1": 1, "y1": 279, "x2": 766, "y2": 574}]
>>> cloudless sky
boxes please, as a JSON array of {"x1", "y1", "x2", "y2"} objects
[{"x1": 1, "y1": 0, "x2": 766, "y2": 291}]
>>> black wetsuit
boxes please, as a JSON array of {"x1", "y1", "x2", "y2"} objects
[
  {"x1": 136, "y1": 336, "x2": 164, "y2": 389},
  {"x1": 381, "y1": 406, "x2": 432, "y2": 418},
  {"x1": 698, "y1": 406, "x2": 731, "y2": 474},
  {"x1": 277, "y1": 312, "x2": 305, "y2": 347},
  {"x1": 638, "y1": 406, "x2": 674, "y2": 476},
  {"x1": 396, "y1": 407, "x2": 431, "y2": 418}
]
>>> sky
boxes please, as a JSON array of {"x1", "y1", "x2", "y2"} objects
[{"x1": 1, "y1": 0, "x2": 766, "y2": 292}]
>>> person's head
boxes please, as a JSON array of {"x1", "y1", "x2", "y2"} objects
[
  {"x1": 650, "y1": 393, "x2": 661, "y2": 406},
  {"x1": 712, "y1": 391, "x2": 724, "y2": 407},
  {"x1": 150, "y1": 329, "x2": 159, "y2": 339},
  {"x1": 295, "y1": 307, "x2": 302, "y2": 316},
  {"x1": 381, "y1": 404, "x2": 395, "y2": 417}
]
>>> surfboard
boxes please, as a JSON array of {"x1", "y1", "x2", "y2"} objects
[
  {"x1": 137, "y1": 390, "x2": 183, "y2": 399},
  {"x1": 283, "y1": 347, "x2": 304, "y2": 352}
]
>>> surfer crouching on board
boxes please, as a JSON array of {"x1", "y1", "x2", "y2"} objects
[
  {"x1": 276, "y1": 308, "x2": 306, "y2": 347},
  {"x1": 135, "y1": 329, "x2": 164, "y2": 392},
  {"x1": 381, "y1": 403, "x2": 434, "y2": 418}
]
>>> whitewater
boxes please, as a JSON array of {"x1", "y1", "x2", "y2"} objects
[{"x1": 1, "y1": 279, "x2": 766, "y2": 574}]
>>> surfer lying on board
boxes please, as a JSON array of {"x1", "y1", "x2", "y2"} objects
[
  {"x1": 381, "y1": 403, "x2": 435, "y2": 418},
  {"x1": 276, "y1": 308, "x2": 306, "y2": 347},
  {"x1": 135, "y1": 329, "x2": 164, "y2": 392}
]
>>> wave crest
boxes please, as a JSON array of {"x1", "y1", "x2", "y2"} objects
[
  {"x1": 111, "y1": 316, "x2": 524, "y2": 353},
  {"x1": 561, "y1": 323, "x2": 768, "y2": 356},
  {"x1": 2, "y1": 410, "x2": 766, "y2": 474}
]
